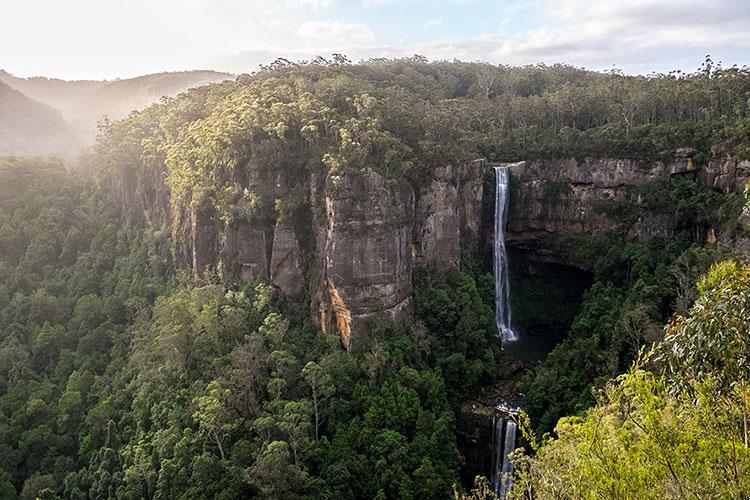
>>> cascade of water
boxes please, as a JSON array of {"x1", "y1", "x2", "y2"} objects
[
  {"x1": 494, "y1": 167, "x2": 518, "y2": 343},
  {"x1": 490, "y1": 414, "x2": 503, "y2": 492},
  {"x1": 498, "y1": 420, "x2": 517, "y2": 499}
]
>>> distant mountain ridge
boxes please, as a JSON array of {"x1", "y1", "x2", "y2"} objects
[
  {"x1": 0, "y1": 79, "x2": 82, "y2": 157},
  {"x1": 0, "y1": 69, "x2": 234, "y2": 159}
]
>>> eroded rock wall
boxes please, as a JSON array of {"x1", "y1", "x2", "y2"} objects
[
  {"x1": 503, "y1": 154, "x2": 750, "y2": 266},
  {"x1": 166, "y1": 161, "x2": 486, "y2": 350},
  {"x1": 506, "y1": 158, "x2": 667, "y2": 242},
  {"x1": 320, "y1": 170, "x2": 414, "y2": 350}
]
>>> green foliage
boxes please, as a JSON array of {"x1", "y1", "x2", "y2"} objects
[
  {"x1": 519, "y1": 227, "x2": 727, "y2": 433},
  {"x1": 413, "y1": 261, "x2": 502, "y2": 404},
  {"x1": 513, "y1": 262, "x2": 750, "y2": 499},
  {"x1": 0, "y1": 159, "x2": 473, "y2": 498},
  {"x1": 659, "y1": 260, "x2": 750, "y2": 444}
]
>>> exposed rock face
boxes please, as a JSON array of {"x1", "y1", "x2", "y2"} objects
[
  {"x1": 322, "y1": 170, "x2": 414, "y2": 350},
  {"x1": 219, "y1": 166, "x2": 275, "y2": 283},
  {"x1": 413, "y1": 160, "x2": 486, "y2": 271},
  {"x1": 503, "y1": 154, "x2": 750, "y2": 266},
  {"x1": 413, "y1": 165, "x2": 461, "y2": 271},
  {"x1": 459, "y1": 159, "x2": 486, "y2": 253},
  {"x1": 700, "y1": 156, "x2": 750, "y2": 193},
  {"x1": 191, "y1": 206, "x2": 221, "y2": 275},
  {"x1": 506, "y1": 158, "x2": 667, "y2": 243},
  {"x1": 163, "y1": 160, "x2": 486, "y2": 350},
  {"x1": 221, "y1": 219, "x2": 270, "y2": 282},
  {"x1": 269, "y1": 221, "x2": 303, "y2": 295},
  {"x1": 308, "y1": 162, "x2": 484, "y2": 349},
  {"x1": 117, "y1": 146, "x2": 750, "y2": 347}
]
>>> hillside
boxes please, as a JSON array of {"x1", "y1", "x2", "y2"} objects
[
  {"x1": 0, "y1": 80, "x2": 82, "y2": 157},
  {"x1": 0, "y1": 70, "x2": 103, "y2": 113},
  {"x1": 60, "y1": 70, "x2": 234, "y2": 132},
  {"x1": 0, "y1": 69, "x2": 234, "y2": 158}
]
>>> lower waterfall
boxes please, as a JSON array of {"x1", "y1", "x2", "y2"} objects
[
  {"x1": 494, "y1": 166, "x2": 518, "y2": 344},
  {"x1": 490, "y1": 402, "x2": 519, "y2": 499}
]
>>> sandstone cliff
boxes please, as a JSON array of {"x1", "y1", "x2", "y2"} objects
[
  {"x1": 502, "y1": 153, "x2": 749, "y2": 267},
  {"x1": 168, "y1": 160, "x2": 486, "y2": 350},
  {"x1": 116, "y1": 149, "x2": 748, "y2": 349}
]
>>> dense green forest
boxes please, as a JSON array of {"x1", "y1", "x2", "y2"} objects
[{"x1": 1, "y1": 57, "x2": 750, "y2": 498}]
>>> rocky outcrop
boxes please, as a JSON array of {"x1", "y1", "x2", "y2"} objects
[
  {"x1": 221, "y1": 219, "x2": 270, "y2": 282},
  {"x1": 321, "y1": 170, "x2": 414, "y2": 350},
  {"x1": 164, "y1": 161, "x2": 486, "y2": 350},
  {"x1": 269, "y1": 221, "x2": 303, "y2": 295},
  {"x1": 502, "y1": 153, "x2": 750, "y2": 266},
  {"x1": 700, "y1": 156, "x2": 750, "y2": 261},
  {"x1": 459, "y1": 159, "x2": 486, "y2": 253},
  {"x1": 413, "y1": 165, "x2": 461, "y2": 271},
  {"x1": 506, "y1": 158, "x2": 667, "y2": 244},
  {"x1": 412, "y1": 160, "x2": 486, "y2": 272},
  {"x1": 700, "y1": 156, "x2": 750, "y2": 193}
]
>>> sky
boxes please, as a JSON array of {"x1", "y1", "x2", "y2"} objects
[{"x1": 2, "y1": 0, "x2": 750, "y2": 80}]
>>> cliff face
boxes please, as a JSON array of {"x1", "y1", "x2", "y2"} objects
[
  {"x1": 412, "y1": 161, "x2": 486, "y2": 270},
  {"x1": 170, "y1": 160, "x2": 486, "y2": 350},
  {"x1": 319, "y1": 170, "x2": 414, "y2": 350},
  {"x1": 503, "y1": 154, "x2": 750, "y2": 266},
  {"x1": 506, "y1": 158, "x2": 667, "y2": 246},
  {"x1": 119, "y1": 150, "x2": 747, "y2": 349}
]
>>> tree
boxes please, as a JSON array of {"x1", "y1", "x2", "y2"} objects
[
  {"x1": 245, "y1": 441, "x2": 309, "y2": 499},
  {"x1": 192, "y1": 381, "x2": 238, "y2": 460},
  {"x1": 279, "y1": 401, "x2": 312, "y2": 466},
  {"x1": 302, "y1": 361, "x2": 335, "y2": 442},
  {"x1": 0, "y1": 468, "x2": 17, "y2": 500},
  {"x1": 660, "y1": 260, "x2": 750, "y2": 445},
  {"x1": 222, "y1": 333, "x2": 269, "y2": 419}
]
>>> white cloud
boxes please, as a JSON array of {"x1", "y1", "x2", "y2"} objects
[
  {"x1": 5, "y1": 0, "x2": 748, "y2": 79},
  {"x1": 361, "y1": 0, "x2": 401, "y2": 6},
  {"x1": 296, "y1": 21, "x2": 376, "y2": 45}
]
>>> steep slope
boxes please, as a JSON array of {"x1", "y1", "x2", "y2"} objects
[
  {"x1": 0, "y1": 80, "x2": 82, "y2": 157},
  {"x1": 0, "y1": 69, "x2": 103, "y2": 112},
  {"x1": 0, "y1": 70, "x2": 233, "y2": 126},
  {"x1": 67, "y1": 70, "x2": 234, "y2": 132},
  {"x1": 0, "y1": 69, "x2": 234, "y2": 156}
]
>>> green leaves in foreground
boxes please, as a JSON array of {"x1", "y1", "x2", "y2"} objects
[{"x1": 510, "y1": 261, "x2": 750, "y2": 499}]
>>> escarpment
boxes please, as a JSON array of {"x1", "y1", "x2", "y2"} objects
[
  {"x1": 115, "y1": 148, "x2": 748, "y2": 350},
  {"x1": 502, "y1": 153, "x2": 750, "y2": 268},
  {"x1": 141, "y1": 160, "x2": 487, "y2": 350},
  {"x1": 506, "y1": 158, "x2": 666, "y2": 240},
  {"x1": 319, "y1": 170, "x2": 414, "y2": 350}
]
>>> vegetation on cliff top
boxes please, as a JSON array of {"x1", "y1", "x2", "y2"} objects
[{"x1": 87, "y1": 56, "x2": 750, "y2": 238}]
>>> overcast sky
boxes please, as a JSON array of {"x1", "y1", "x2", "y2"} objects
[{"x1": 2, "y1": 0, "x2": 749, "y2": 80}]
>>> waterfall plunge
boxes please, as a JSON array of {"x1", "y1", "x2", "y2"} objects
[
  {"x1": 490, "y1": 403, "x2": 519, "y2": 499},
  {"x1": 494, "y1": 167, "x2": 518, "y2": 343},
  {"x1": 499, "y1": 420, "x2": 517, "y2": 498}
]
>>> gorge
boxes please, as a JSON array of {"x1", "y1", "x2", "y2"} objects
[{"x1": 4, "y1": 59, "x2": 750, "y2": 499}]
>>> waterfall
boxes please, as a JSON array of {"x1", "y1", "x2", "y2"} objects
[
  {"x1": 490, "y1": 415, "x2": 503, "y2": 492},
  {"x1": 490, "y1": 402, "x2": 519, "y2": 499},
  {"x1": 494, "y1": 167, "x2": 518, "y2": 343},
  {"x1": 499, "y1": 420, "x2": 517, "y2": 499}
]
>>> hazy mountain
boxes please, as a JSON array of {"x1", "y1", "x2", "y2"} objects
[
  {"x1": 0, "y1": 70, "x2": 104, "y2": 113},
  {"x1": 0, "y1": 69, "x2": 234, "y2": 158},
  {"x1": 0, "y1": 80, "x2": 82, "y2": 158}
]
